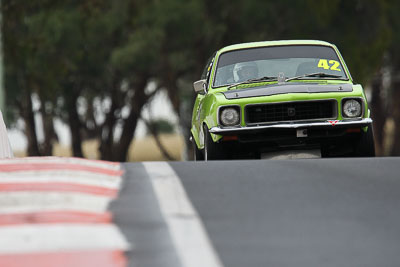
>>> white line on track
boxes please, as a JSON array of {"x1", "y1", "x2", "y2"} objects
[
  {"x1": 0, "y1": 224, "x2": 130, "y2": 254},
  {"x1": 0, "y1": 192, "x2": 113, "y2": 214},
  {"x1": 143, "y1": 162, "x2": 224, "y2": 267}
]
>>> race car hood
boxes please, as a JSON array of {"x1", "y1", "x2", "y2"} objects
[{"x1": 222, "y1": 83, "x2": 353, "y2": 100}]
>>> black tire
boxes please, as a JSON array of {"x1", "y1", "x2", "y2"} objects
[
  {"x1": 192, "y1": 135, "x2": 204, "y2": 161},
  {"x1": 354, "y1": 126, "x2": 376, "y2": 157},
  {"x1": 203, "y1": 125, "x2": 226, "y2": 161}
]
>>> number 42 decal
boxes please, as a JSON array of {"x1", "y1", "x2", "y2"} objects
[{"x1": 318, "y1": 59, "x2": 341, "y2": 71}]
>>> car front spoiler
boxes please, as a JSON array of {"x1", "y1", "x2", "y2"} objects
[{"x1": 209, "y1": 118, "x2": 373, "y2": 135}]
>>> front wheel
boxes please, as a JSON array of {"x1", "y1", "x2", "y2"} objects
[
  {"x1": 192, "y1": 135, "x2": 204, "y2": 161},
  {"x1": 354, "y1": 126, "x2": 375, "y2": 157},
  {"x1": 203, "y1": 125, "x2": 227, "y2": 161}
]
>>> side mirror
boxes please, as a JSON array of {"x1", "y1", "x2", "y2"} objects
[{"x1": 193, "y1": 79, "x2": 207, "y2": 95}]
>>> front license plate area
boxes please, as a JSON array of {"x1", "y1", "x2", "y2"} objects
[{"x1": 297, "y1": 129, "x2": 308, "y2": 138}]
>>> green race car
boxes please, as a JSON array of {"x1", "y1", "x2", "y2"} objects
[{"x1": 190, "y1": 40, "x2": 375, "y2": 160}]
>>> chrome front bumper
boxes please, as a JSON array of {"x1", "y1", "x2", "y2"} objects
[{"x1": 209, "y1": 118, "x2": 373, "y2": 134}]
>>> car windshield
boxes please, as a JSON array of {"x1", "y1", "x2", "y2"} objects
[{"x1": 213, "y1": 45, "x2": 348, "y2": 87}]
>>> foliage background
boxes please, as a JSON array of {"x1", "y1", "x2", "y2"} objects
[{"x1": 1, "y1": 0, "x2": 399, "y2": 160}]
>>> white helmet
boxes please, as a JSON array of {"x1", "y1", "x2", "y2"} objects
[{"x1": 233, "y1": 62, "x2": 258, "y2": 82}]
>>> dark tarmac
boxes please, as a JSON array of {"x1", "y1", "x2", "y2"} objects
[{"x1": 115, "y1": 157, "x2": 400, "y2": 267}]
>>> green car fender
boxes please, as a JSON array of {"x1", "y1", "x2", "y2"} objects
[
  {"x1": 191, "y1": 93, "x2": 223, "y2": 149},
  {"x1": 346, "y1": 83, "x2": 371, "y2": 133}
]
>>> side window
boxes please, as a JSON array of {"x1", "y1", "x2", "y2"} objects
[{"x1": 201, "y1": 52, "x2": 216, "y2": 85}]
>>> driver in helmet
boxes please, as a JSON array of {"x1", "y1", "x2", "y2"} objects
[{"x1": 233, "y1": 61, "x2": 258, "y2": 82}]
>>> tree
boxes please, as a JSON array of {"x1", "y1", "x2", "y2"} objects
[
  {"x1": 3, "y1": 0, "x2": 162, "y2": 161},
  {"x1": 385, "y1": 0, "x2": 400, "y2": 155},
  {"x1": 3, "y1": 0, "x2": 398, "y2": 159}
]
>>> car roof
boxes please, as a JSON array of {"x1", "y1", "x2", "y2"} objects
[{"x1": 218, "y1": 40, "x2": 336, "y2": 54}]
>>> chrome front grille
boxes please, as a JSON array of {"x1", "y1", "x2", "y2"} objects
[{"x1": 245, "y1": 100, "x2": 337, "y2": 124}]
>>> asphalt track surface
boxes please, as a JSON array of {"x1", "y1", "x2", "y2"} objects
[{"x1": 115, "y1": 157, "x2": 400, "y2": 267}]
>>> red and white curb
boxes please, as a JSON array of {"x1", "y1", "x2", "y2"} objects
[{"x1": 0, "y1": 157, "x2": 130, "y2": 267}]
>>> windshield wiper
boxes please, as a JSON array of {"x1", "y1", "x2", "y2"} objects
[
  {"x1": 285, "y1": 72, "x2": 345, "y2": 82},
  {"x1": 227, "y1": 76, "x2": 277, "y2": 90}
]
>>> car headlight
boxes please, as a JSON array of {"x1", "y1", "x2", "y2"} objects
[
  {"x1": 343, "y1": 99, "x2": 362, "y2": 118},
  {"x1": 220, "y1": 107, "x2": 240, "y2": 126}
]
